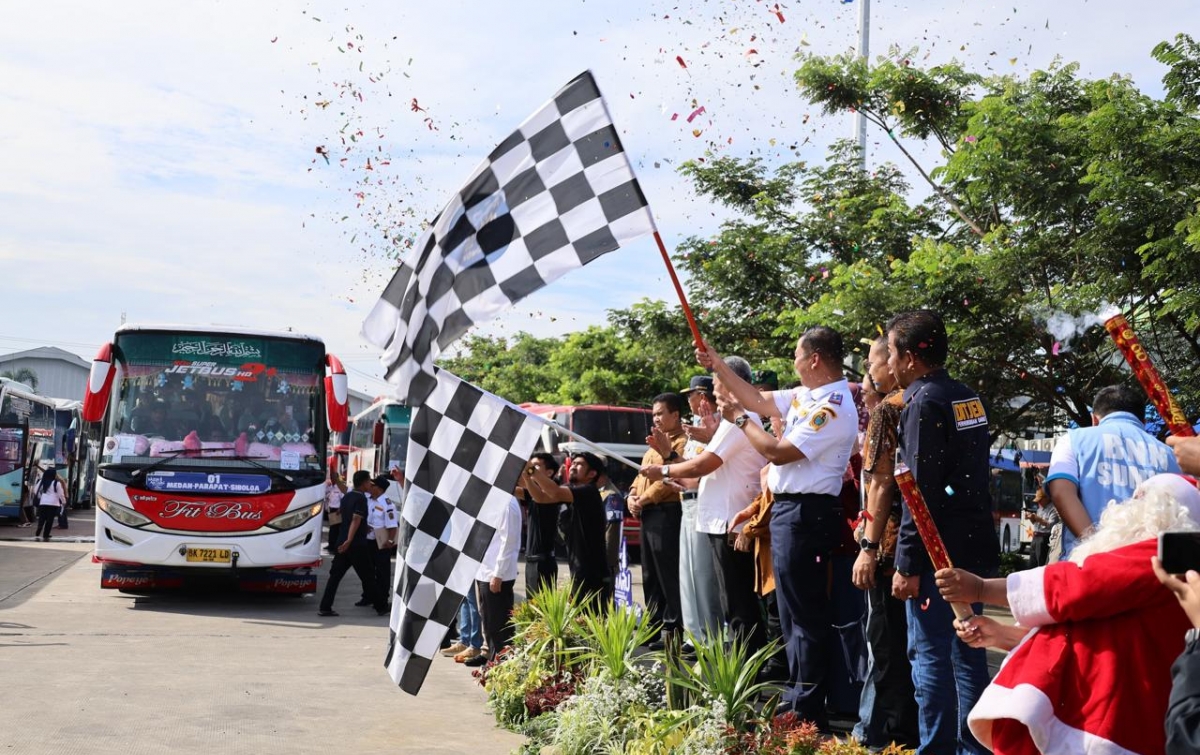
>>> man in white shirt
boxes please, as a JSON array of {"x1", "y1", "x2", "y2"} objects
[
  {"x1": 638, "y1": 356, "x2": 768, "y2": 652},
  {"x1": 465, "y1": 495, "x2": 523, "y2": 667},
  {"x1": 363, "y1": 475, "x2": 399, "y2": 611},
  {"x1": 698, "y1": 326, "x2": 859, "y2": 731}
]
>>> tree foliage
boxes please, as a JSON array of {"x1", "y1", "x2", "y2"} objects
[
  {"x1": 438, "y1": 41, "x2": 1200, "y2": 439},
  {"x1": 1, "y1": 368, "x2": 39, "y2": 392}
]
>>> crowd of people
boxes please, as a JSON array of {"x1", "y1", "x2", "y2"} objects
[{"x1": 489, "y1": 308, "x2": 1200, "y2": 755}]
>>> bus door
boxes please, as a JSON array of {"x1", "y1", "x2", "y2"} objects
[{"x1": 0, "y1": 422, "x2": 26, "y2": 517}]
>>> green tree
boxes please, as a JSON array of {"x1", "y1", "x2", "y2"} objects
[
  {"x1": 1, "y1": 368, "x2": 39, "y2": 391},
  {"x1": 673, "y1": 44, "x2": 1200, "y2": 438}
]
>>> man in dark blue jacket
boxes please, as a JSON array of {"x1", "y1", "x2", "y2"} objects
[
  {"x1": 887, "y1": 310, "x2": 998, "y2": 755},
  {"x1": 318, "y1": 470, "x2": 386, "y2": 616}
]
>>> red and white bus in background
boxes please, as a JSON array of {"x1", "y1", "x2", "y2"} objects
[{"x1": 83, "y1": 325, "x2": 349, "y2": 593}]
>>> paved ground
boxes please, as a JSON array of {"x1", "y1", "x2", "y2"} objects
[
  {"x1": 0, "y1": 509, "x2": 523, "y2": 755},
  {"x1": 1, "y1": 511, "x2": 1011, "y2": 753}
]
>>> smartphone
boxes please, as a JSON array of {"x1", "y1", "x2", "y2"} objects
[{"x1": 1158, "y1": 531, "x2": 1200, "y2": 574}]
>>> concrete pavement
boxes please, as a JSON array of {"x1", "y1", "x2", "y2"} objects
[{"x1": 0, "y1": 512, "x2": 524, "y2": 755}]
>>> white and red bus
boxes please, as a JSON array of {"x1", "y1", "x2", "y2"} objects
[{"x1": 83, "y1": 325, "x2": 349, "y2": 592}]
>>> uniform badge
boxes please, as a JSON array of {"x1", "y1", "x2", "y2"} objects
[
  {"x1": 809, "y1": 408, "x2": 834, "y2": 430},
  {"x1": 952, "y1": 398, "x2": 988, "y2": 430},
  {"x1": 828, "y1": 391, "x2": 844, "y2": 406}
]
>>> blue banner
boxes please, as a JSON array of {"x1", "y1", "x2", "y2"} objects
[{"x1": 145, "y1": 472, "x2": 271, "y2": 495}]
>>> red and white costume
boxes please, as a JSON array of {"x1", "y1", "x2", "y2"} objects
[{"x1": 968, "y1": 538, "x2": 1190, "y2": 754}]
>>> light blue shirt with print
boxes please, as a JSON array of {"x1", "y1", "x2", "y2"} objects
[{"x1": 1045, "y1": 411, "x2": 1180, "y2": 555}]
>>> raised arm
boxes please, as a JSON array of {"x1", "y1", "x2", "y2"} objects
[{"x1": 696, "y1": 345, "x2": 779, "y2": 419}]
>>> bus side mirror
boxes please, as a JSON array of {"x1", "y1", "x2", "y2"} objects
[
  {"x1": 82, "y1": 343, "x2": 116, "y2": 423},
  {"x1": 325, "y1": 354, "x2": 349, "y2": 433},
  {"x1": 372, "y1": 420, "x2": 384, "y2": 445}
]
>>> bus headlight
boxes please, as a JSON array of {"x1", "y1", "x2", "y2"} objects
[
  {"x1": 266, "y1": 502, "x2": 324, "y2": 531},
  {"x1": 96, "y1": 496, "x2": 153, "y2": 528}
]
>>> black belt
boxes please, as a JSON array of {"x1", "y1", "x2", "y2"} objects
[
  {"x1": 773, "y1": 492, "x2": 838, "y2": 503},
  {"x1": 681, "y1": 491, "x2": 699, "y2": 501}
]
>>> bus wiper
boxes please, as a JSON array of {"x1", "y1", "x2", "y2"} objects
[
  {"x1": 128, "y1": 449, "x2": 192, "y2": 479},
  {"x1": 128, "y1": 451, "x2": 294, "y2": 485},
  {"x1": 224, "y1": 455, "x2": 295, "y2": 484}
]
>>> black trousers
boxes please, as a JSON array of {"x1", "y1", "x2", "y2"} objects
[
  {"x1": 36, "y1": 506, "x2": 58, "y2": 539},
  {"x1": 476, "y1": 579, "x2": 515, "y2": 662},
  {"x1": 1031, "y1": 532, "x2": 1051, "y2": 567},
  {"x1": 855, "y1": 564, "x2": 919, "y2": 747},
  {"x1": 524, "y1": 557, "x2": 557, "y2": 598},
  {"x1": 640, "y1": 502, "x2": 683, "y2": 633},
  {"x1": 372, "y1": 545, "x2": 393, "y2": 605},
  {"x1": 761, "y1": 591, "x2": 788, "y2": 676},
  {"x1": 769, "y1": 493, "x2": 839, "y2": 727},
  {"x1": 319, "y1": 542, "x2": 382, "y2": 612},
  {"x1": 707, "y1": 532, "x2": 766, "y2": 652}
]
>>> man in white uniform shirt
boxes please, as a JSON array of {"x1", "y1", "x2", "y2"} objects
[
  {"x1": 639, "y1": 356, "x2": 768, "y2": 652},
  {"x1": 364, "y1": 475, "x2": 399, "y2": 611},
  {"x1": 464, "y1": 494, "x2": 523, "y2": 667},
  {"x1": 698, "y1": 326, "x2": 858, "y2": 732}
]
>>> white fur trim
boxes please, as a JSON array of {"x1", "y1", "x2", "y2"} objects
[
  {"x1": 1007, "y1": 567, "x2": 1053, "y2": 627},
  {"x1": 969, "y1": 682, "x2": 1139, "y2": 755}
]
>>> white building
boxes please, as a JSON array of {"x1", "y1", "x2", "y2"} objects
[{"x1": 0, "y1": 346, "x2": 90, "y2": 401}]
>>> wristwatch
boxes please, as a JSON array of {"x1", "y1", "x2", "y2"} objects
[
  {"x1": 859, "y1": 537, "x2": 880, "y2": 552},
  {"x1": 661, "y1": 465, "x2": 670, "y2": 480},
  {"x1": 734, "y1": 414, "x2": 751, "y2": 429}
]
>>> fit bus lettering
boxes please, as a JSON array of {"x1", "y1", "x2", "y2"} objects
[{"x1": 161, "y1": 501, "x2": 264, "y2": 521}]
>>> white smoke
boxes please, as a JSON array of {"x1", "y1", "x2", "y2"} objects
[{"x1": 1040, "y1": 302, "x2": 1121, "y2": 354}]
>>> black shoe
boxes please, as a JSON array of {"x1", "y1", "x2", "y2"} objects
[
  {"x1": 317, "y1": 609, "x2": 338, "y2": 617},
  {"x1": 354, "y1": 598, "x2": 372, "y2": 606},
  {"x1": 462, "y1": 654, "x2": 488, "y2": 667},
  {"x1": 376, "y1": 604, "x2": 392, "y2": 616}
]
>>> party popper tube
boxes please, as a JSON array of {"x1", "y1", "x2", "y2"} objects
[
  {"x1": 894, "y1": 464, "x2": 974, "y2": 621},
  {"x1": 1104, "y1": 314, "x2": 1195, "y2": 437}
]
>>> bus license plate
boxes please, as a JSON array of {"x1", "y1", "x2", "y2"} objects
[{"x1": 185, "y1": 548, "x2": 232, "y2": 563}]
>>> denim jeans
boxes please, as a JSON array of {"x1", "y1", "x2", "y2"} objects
[
  {"x1": 907, "y1": 571, "x2": 990, "y2": 755},
  {"x1": 458, "y1": 585, "x2": 483, "y2": 649}
]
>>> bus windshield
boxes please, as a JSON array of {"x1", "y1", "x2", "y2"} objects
[{"x1": 101, "y1": 331, "x2": 326, "y2": 476}]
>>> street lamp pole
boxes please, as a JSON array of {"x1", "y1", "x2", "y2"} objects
[{"x1": 855, "y1": 0, "x2": 870, "y2": 170}]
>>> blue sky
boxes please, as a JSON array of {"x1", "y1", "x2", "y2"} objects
[{"x1": 0, "y1": 0, "x2": 1189, "y2": 397}]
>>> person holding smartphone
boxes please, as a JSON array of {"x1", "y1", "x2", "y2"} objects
[
  {"x1": 1157, "y1": 433, "x2": 1200, "y2": 755},
  {"x1": 935, "y1": 473, "x2": 1200, "y2": 755}
]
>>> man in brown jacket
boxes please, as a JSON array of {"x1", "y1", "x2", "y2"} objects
[{"x1": 627, "y1": 392, "x2": 687, "y2": 643}]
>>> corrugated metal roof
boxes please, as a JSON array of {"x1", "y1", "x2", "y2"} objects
[{"x1": 0, "y1": 346, "x2": 89, "y2": 369}]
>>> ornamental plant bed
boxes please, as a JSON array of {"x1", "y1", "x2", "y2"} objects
[{"x1": 476, "y1": 584, "x2": 915, "y2": 755}]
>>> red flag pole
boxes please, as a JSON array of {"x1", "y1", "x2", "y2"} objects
[{"x1": 653, "y1": 231, "x2": 706, "y2": 350}]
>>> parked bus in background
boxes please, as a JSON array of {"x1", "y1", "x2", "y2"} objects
[
  {"x1": 990, "y1": 447, "x2": 1051, "y2": 554},
  {"x1": 51, "y1": 398, "x2": 94, "y2": 508},
  {"x1": 0, "y1": 378, "x2": 57, "y2": 520},
  {"x1": 347, "y1": 398, "x2": 411, "y2": 479},
  {"x1": 83, "y1": 325, "x2": 349, "y2": 592}
]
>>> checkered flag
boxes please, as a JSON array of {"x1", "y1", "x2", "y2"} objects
[
  {"x1": 384, "y1": 369, "x2": 540, "y2": 694},
  {"x1": 362, "y1": 70, "x2": 656, "y2": 405}
]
